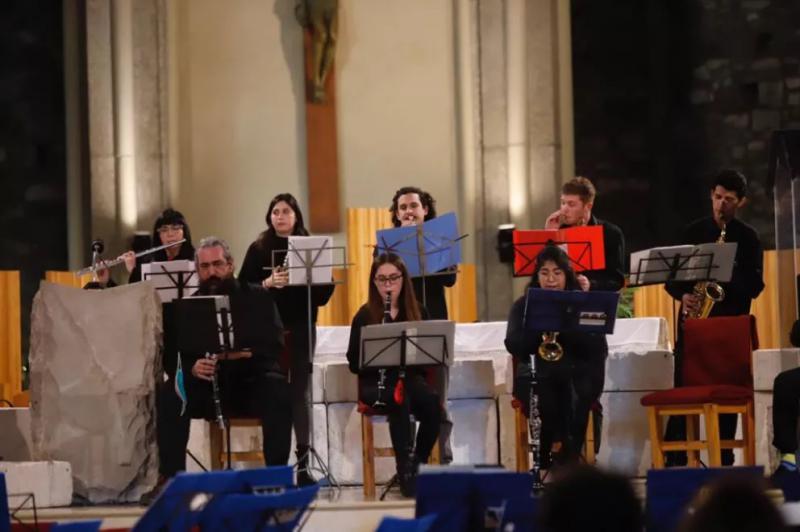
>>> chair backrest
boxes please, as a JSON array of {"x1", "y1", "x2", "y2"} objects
[{"x1": 682, "y1": 315, "x2": 758, "y2": 388}]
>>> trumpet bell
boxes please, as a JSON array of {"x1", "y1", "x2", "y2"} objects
[{"x1": 537, "y1": 332, "x2": 564, "y2": 362}]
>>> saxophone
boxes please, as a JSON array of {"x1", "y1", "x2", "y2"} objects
[{"x1": 688, "y1": 223, "x2": 726, "y2": 319}]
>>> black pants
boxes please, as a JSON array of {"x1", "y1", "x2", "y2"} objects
[
  {"x1": 665, "y1": 332, "x2": 737, "y2": 466},
  {"x1": 773, "y1": 367, "x2": 800, "y2": 455},
  {"x1": 360, "y1": 371, "x2": 442, "y2": 467},
  {"x1": 513, "y1": 354, "x2": 605, "y2": 464},
  {"x1": 157, "y1": 359, "x2": 293, "y2": 477}
]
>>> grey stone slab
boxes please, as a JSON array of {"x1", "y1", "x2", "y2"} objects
[
  {"x1": 0, "y1": 407, "x2": 32, "y2": 461},
  {"x1": 323, "y1": 361, "x2": 358, "y2": 403},
  {"x1": 0, "y1": 461, "x2": 73, "y2": 508},
  {"x1": 753, "y1": 348, "x2": 800, "y2": 391},
  {"x1": 29, "y1": 281, "x2": 162, "y2": 503},
  {"x1": 604, "y1": 350, "x2": 674, "y2": 392},
  {"x1": 755, "y1": 391, "x2": 778, "y2": 473},
  {"x1": 449, "y1": 398, "x2": 498, "y2": 465},
  {"x1": 497, "y1": 393, "x2": 518, "y2": 471},
  {"x1": 449, "y1": 359, "x2": 495, "y2": 399},
  {"x1": 327, "y1": 402, "x2": 396, "y2": 485},
  {"x1": 596, "y1": 391, "x2": 653, "y2": 477}
]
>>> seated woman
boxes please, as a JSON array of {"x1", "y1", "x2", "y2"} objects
[
  {"x1": 124, "y1": 208, "x2": 195, "y2": 283},
  {"x1": 504, "y1": 245, "x2": 607, "y2": 468},
  {"x1": 345, "y1": 252, "x2": 441, "y2": 497}
]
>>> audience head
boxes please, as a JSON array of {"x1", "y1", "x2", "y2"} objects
[{"x1": 538, "y1": 466, "x2": 643, "y2": 532}]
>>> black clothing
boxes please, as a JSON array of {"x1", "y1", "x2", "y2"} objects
[
  {"x1": 157, "y1": 279, "x2": 292, "y2": 476},
  {"x1": 772, "y1": 320, "x2": 800, "y2": 455},
  {"x1": 664, "y1": 215, "x2": 764, "y2": 466},
  {"x1": 411, "y1": 268, "x2": 457, "y2": 320},
  {"x1": 562, "y1": 215, "x2": 625, "y2": 292},
  {"x1": 345, "y1": 304, "x2": 441, "y2": 464},
  {"x1": 129, "y1": 243, "x2": 196, "y2": 284},
  {"x1": 238, "y1": 235, "x2": 334, "y2": 449},
  {"x1": 505, "y1": 294, "x2": 607, "y2": 463},
  {"x1": 665, "y1": 216, "x2": 764, "y2": 316}
]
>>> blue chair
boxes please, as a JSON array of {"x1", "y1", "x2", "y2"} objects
[
  {"x1": 50, "y1": 521, "x2": 103, "y2": 531},
  {"x1": 376, "y1": 514, "x2": 437, "y2": 532},
  {"x1": 0, "y1": 473, "x2": 9, "y2": 532}
]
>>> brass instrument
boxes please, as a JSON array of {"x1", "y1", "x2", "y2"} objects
[
  {"x1": 688, "y1": 224, "x2": 726, "y2": 319},
  {"x1": 76, "y1": 239, "x2": 187, "y2": 276},
  {"x1": 538, "y1": 331, "x2": 564, "y2": 362}
]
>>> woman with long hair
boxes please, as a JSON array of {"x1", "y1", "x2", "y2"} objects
[
  {"x1": 504, "y1": 245, "x2": 607, "y2": 468},
  {"x1": 125, "y1": 208, "x2": 195, "y2": 283},
  {"x1": 346, "y1": 252, "x2": 441, "y2": 497},
  {"x1": 238, "y1": 193, "x2": 334, "y2": 486}
]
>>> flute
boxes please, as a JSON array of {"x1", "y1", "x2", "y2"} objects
[{"x1": 75, "y1": 239, "x2": 187, "y2": 276}]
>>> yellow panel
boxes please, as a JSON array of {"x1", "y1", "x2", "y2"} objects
[
  {"x1": 45, "y1": 270, "x2": 92, "y2": 288},
  {"x1": 445, "y1": 263, "x2": 478, "y2": 323},
  {"x1": 317, "y1": 268, "x2": 350, "y2": 326},
  {"x1": 0, "y1": 271, "x2": 22, "y2": 402},
  {"x1": 346, "y1": 208, "x2": 392, "y2": 317},
  {"x1": 633, "y1": 250, "x2": 782, "y2": 349}
]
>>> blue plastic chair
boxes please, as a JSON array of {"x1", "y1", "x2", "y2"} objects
[
  {"x1": 376, "y1": 514, "x2": 437, "y2": 532},
  {"x1": 50, "y1": 520, "x2": 103, "y2": 531}
]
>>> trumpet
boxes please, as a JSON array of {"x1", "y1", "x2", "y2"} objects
[
  {"x1": 538, "y1": 331, "x2": 563, "y2": 362},
  {"x1": 688, "y1": 223, "x2": 726, "y2": 319},
  {"x1": 76, "y1": 239, "x2": 187, "y2": 276}
]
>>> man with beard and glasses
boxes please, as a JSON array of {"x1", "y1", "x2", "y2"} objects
[{"x1": 147, "y1": 237, "x2": 292, "y2": 502}]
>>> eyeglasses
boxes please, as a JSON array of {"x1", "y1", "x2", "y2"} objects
[
  {"x1": 374, "y1": 274, "x2": 403, "y2": 284},
  {"x1": 158, "y1": 224, "x2": 184, "y2": 233},
  {"x1": 198, "y1": 260, "x2": 229, "y2": 269}
]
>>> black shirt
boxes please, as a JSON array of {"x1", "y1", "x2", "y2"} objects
[
  {"x1": 238, "y1": 236, "x2": 335, "y2": 328},
  {"x1": 665, "y1": 216, "x2": 764, "y2": 316},
  {"x1": 411, "y1": 268, "x2": 457, "y2": 320},
  {"x1": 562, "y1": 215, "x2": 625, "y2": 292}
]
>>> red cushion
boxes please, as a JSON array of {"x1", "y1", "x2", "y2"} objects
[
  {"x1": 640, "y1": 385, "x2": 753, "y2": 406},
  {"x1": 511, "y1": 398, "x2": 522, "y2": 410},
  {"x1": 682, "y1": 316, "x2": 757, "y2": 388}
]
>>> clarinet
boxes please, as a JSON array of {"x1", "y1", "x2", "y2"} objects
[
  {"x1": 372, "y1": 291, "x2": 392, "y2": 408},
  {"x1": 207, "y1": 352, "x2": 225, "y2": 430},
  {"x1": 529, "y1": 352, "x2": 544, "y2": 492}
]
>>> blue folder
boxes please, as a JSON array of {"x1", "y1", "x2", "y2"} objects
[
  {"x1": 523, "y1": 288, "x2": 620, "y2": 333},
  {"x1": 375, "y1": 212, "x2": 462, "y2": 277}
]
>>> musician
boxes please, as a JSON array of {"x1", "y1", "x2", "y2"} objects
[
  {"x1": 504, "y1": 245, "x2": 606, "y2": 468},
  {"x1": 123, "y1": 208, "x2": 196, "y2": 283},
  {"x1": 544, "y1": 176, "x2": 625, "y2": 292},
  {"x1": 770, "y1": 320, "x2": 800, "y2": 487},
  {"x1": 389, "y1": 186, "x2": 457, "y2": 320},
  {"x1": 154, "y1": 237, "x2": 292, "y2": 488},
  {"x1": 664, "y1": 169, "x2": 765, "y2": 466},
  {"x1": 345, "y1": 252, "x2": 441, "y2": 497},
  {"x1": 238, "y1": 193, "x2": 334, "y2": 485}
]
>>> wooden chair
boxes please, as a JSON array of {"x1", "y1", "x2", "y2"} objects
[
  {"x1": 641, "y1": 315, "x2": 758, "y2": 469},
  {"x1": 209, "y1": 418, "x2": 264, "y2": 470},
  {"x1": 359, "y1": 402, "x2": 441, "y2": 500}
]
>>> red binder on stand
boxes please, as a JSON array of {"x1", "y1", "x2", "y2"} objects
[{"x1": 512, "y1": 226, "x2": 605, "y2": 277}]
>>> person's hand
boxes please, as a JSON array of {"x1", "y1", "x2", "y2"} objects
[
  {"x1": 681, "y1": 293, "x2": 701, "y2": 317},
  {"x1": 544, "y1": 210, "x2": 563, "y2": 230},
  {"x1": 120, "y1": 251, "x2": 136, "y2": 273},
  {"x1": 576, "y1": 274, "x2": 590, "y2": 292},
  {"x1": 94, "y1": 261, "x2": 111, "y2": 286},
  {"x1": 262, "y1": 267, "x2": 289, "y2": 289},
  {"x1": 192, "y1": 356, "x2": 217, "y2": 381}
]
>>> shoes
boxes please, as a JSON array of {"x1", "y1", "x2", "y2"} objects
[
  {"x1": 397, "y1": 453, "x2": 419, "y2": 498},
  {"x1": 295, "y1": 446, "x2": 317, "y2": 487},
  {"x1": 139, "y1": 474, "x2": 169, "y2": 506}
]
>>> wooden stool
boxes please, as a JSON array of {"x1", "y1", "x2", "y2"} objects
[
  {"x1": 359, "y1": 404, "x2": 440, "y2": 500},
  {"x1": 209, "y1": 417, "x2": 264, "y2": 470},
  {"x1": 512, "y1": 398, "x2": 597, "y2": 472}
]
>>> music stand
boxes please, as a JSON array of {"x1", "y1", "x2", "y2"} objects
[
  {"x1": 375, "y1": 212, "x2": 467, "y2": 309},
  {"x1": 512, "y1": 226, "x2": 605, "y2": 277},
  {"x1": 142, "y1": 259, "x2": 198, "y2": 301},
  {"x1": 359, "y1": 320, "x2": 454, "y2": 499},
  {"x1": 628, "y1": 243, "x2": 737, "y2": 287},
  {"x1": 272, "y1": 238, "x2": 350, "y2": 491},
  {"x1": 522, "y1": 288, "x2": 619, "y2": 491},
  {"x1": 171, "y1": 292, "x2": 284, "y2": 469}
]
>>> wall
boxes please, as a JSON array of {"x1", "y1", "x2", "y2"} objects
[{"x1": 168, "y1": 0, "x2": 461, "y2": 266}]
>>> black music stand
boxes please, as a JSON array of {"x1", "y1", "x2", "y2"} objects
[
  {"x1": 273, "y1": 239, "x2": 350, "y2": 491},
  {"x1": 522, "y1": 288, "x2": 619, "y2": 492},
  {"x1": 171, "y1": 292, "x2": 283, "y2": 469},
  {"x1": 142, "y1": 260, "x2": 197, "y2": 301},
  {"x1": 628, "y1": 242, "x2": 737, "y2": 287},
  {"x1": 359, "y1": 320, "x2": 455, "y2": 499}
]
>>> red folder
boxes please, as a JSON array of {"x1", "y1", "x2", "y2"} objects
[{"x1": 512, "y1": 226, "x2": 605, "y2": 277}]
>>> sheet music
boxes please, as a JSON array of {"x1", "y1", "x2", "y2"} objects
[
  {"x1": 142, "y1": 259, "x2": 198, "y2": 302},
  {"x1": 287, "y1": 235, "x2": 334, "y2": 285},
  {"x1": 629, "y1": 242, "x2": 737, "y2": 285}
]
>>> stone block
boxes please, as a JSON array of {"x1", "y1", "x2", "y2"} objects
[
  {"x1": 605, "y1": 350, "x2": 674, "y2": 392},
  {"x1": 327, "y1": 402, "x2": 395, "y2": 485},
  {"x1": 449, "y1": 399, "x2": 498, "y2": 465},
  {"x1": 497, "y1": 393, "x2": 518, "y2": 471},
  {"x1": 29, "y1": 282, "x2": 161, "y2": 503},
  {"x1": 755, "y1": 391, "x2": 779, "y2": 473},
  {"x1": 0, "y1": 461, "x2": 73, "y2": 508},
  {"x1": 323, "y1": 361, "x2": 358, "y2": 403},
  {"x1": 449, "y1": 359, "x2": 495, "y2": 399},
  {"x1": 753, "y1": 348, "x2": 800, "y2": 391},
  {"x1": 312, "y1": 362, "x2": 324, "y2": 403},
  {"x1": 596, "y1": 391, "x2": 653, "y2": 477},
  {"x1": 0, "y1": 407, "x2": 32, "y2": 461}
]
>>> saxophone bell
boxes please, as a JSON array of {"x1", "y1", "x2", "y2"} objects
[
  {"x1": 537, "y1": 331, "x2": 563, "y2": 362},
  {"x1": 688, "y1": 223, "x2": 727, "y2": 319}
]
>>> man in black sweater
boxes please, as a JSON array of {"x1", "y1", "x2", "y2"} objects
[
  {"x1": 154, "y1": 237, "x2": 292, "y2": 492},
  {"x1": 664, "y1": 169, "x2": 765, "y2": 466},
  {"x1": 770, "y1": 320, "x2": 800, "y2": 494}
]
